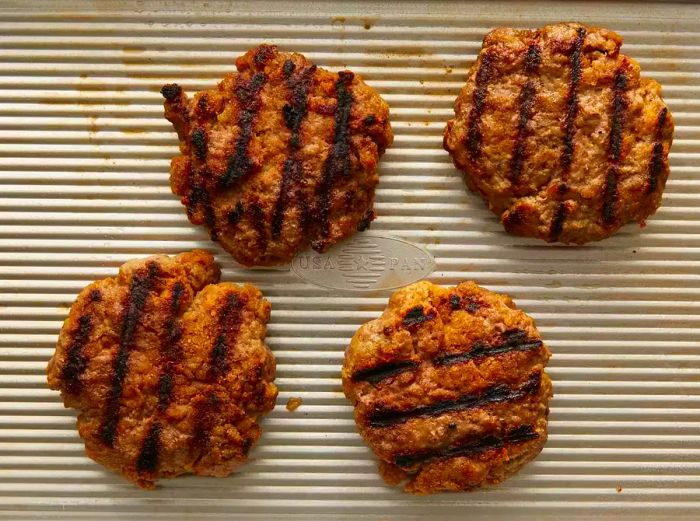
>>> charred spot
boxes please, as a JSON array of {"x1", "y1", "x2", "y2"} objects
[
  {"x1": 242, "y1": 437, "x2": 253, "y2": 455},
  {"x1": 197, "y1": 94, "x2": 209, "y2": 113},
  {"x1": 191, "y1": 127, "x2": 207, "y2": 161},
  {"x1": 383, "y1": 326, "x2": 394, "y2": 336},
  {"x1": 192, "y1": 392, "x2": 220, "y2": 449},
  {"x1": 602, "y1": 65, "x2": 628, "y2": 226},
  {"x1": 502, "y1": 206, "x2": 526, "y2": 230},
  {"x1": 449, "y1": 294, "x2": 461, "y2": 310},
  {"x1": 227, "y1": 201, "x2": 245, "y2": 226},
  {"x1": 89, "y1": 289, "x2": 102, "y2": 302},
  {"x1": 160, "y1": 83, "x2": 182, "y2": 100},
  {"x1": 394, "y1": 424, "x2": 538, "y2": 468},
  {"x1": 449, "y1": 294, "x2": 482, "y2": 313},
  {"x1": 434, "y1": 331, "x2": 542, "y2": 367},
  {"x1": 524, "y1": 43, "x2": 542, "y2": 73},
  {"x1": 647, "y1": 107, "x2": 669, "y2": 194},
  {"x1": 207, "y1": 293, "x2": 246, "y2": 382},
  {"x1": 351, "y1": 360, "x2": 418, "y2": 385},
  {"x1": 254, "y1": 44, "x2": 276, "y2": 66},
  {"x1": 60, "y1": 314, "x2": 93, "y2": 394},
  {"x1": 356, "y1": 208, "x2": 375, "y2": 232},
  {"x1": 157, "y1": 373, "x2": 173, "y2": 411},
  {"x1": 136, "y1": 421, "x2": 161, "y2": 474},
  {"x1": 509, "y1": 80, "x2": 537, "y2": 183},
  {"x1": 283, "y1": 59, "x2": 295, "y2": 77},
  {"x1": 363, "y1": 114, "x2": 376, "y2": 127},
  {"x1": 402, "y1": 305, "x2": 436, "y2": 328},
  {"x1": 447, "y1": 422, "x2": 458, "y2": 430},
  {"x1": 187, "y1": 184, "x2": 218, "y2": 241},
  {"x1": 602, "y1": 168, "x2": 619, "y2": 226},
  {"x1": 368, "y1": 373, "x2": 541, "y2": 428},
  {"x1": 561, "y1": 27, "x2": 587, "y2": 176},
  {"x1": 248, "y1": 200, "x2": 268, "y2": 254}
]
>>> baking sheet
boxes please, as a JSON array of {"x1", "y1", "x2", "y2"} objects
[{"x1": 1, "y1": 0, "x2": 699, "y2": 519}]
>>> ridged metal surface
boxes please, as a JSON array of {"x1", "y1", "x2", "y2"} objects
[{"x1": 1, "y1": 1, "x2": 699, "y2": 519}]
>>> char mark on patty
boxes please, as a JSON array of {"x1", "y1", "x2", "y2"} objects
[
  {"x1": 207, "y1": 293, "x2": 247, "y2": 382},
  {"x1": 394, "y1": 424, "x2": 539, "y2": 468},
  {"x1": 465, "y1": 50, "x2": 495, "y2": 160},
  {"x1": 271, "y1": 62, "x2": 315, "y2": 239},
  {"x1": 434, "y1": 328, "x2": 543, "y2": 367},
  {"x1": 314, "y1": 71, "x2": 354, "y2": 249},
  {"x1": 191, "y1": 127, "x2": 207, "y2": 161},
  {"x1": 402, "y1": 305, "x2": 436, "y2": 328},
  {"x1": 550, "y1": 27, "x2": 586, "y2": 240},
  {"x1": 602, "y1": 65, "x2": 628, "y2": 225},
  {"x1": 134, "y1": 281, "x2": 186, "y2": 475},
  {"x1": 647, "y1": 107, "x2": 668, "y2": 195},
  {"x1": 187, "y1": 181, "x2": 218, "y2": 241},
  {"x1": 99, "y1": 262, "x2": 159, "y2": 447},
  {"x1": 218, "y1": 72, "x2": 267, "y2": 190},
  {"x1": 368, "y1": 373, "x2": 541, "y2": 428},
  {"x1": 60, "y1": 314, "x2": 94, "y2": 394},
  {"x1": 351, "y1": 360, "x2": 419, "y2": 385},
  {"x1": 510, "y1": 43, "x2": 541, "y2": 183}
]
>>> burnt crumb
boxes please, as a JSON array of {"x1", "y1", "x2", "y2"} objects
[
  {"x1": 364, "y1": 114, "x2": 376, "y2": 126},
  {"x1": 160, "y1": 84, "x2": 182, "y2": 100},
  {"x1": 503, "y1": 206, "x2": 526, "y2": 229},
  {"x1": 242, "y1": 438, "x2": 253, "y2": 455},
  {"x1": 197, "y1": 94, "x2": 209, "y2": 113},
  {"x1": 383, "y1": 326, "x2": 394, "y2": 336},
  {"x1": 447, "y1": 422, "x2": 458, "y2": 430},
  {"x1": 283, "y1": 59, "x2": 295, "y2": 77},
  {"x1": 449, "y1": 294, "x2": 461, "y2": 310},
  {"x1": 89, "y1": 289, "x2": 102, "y2": 302},
  {"x1": 254, "y1": 44, "x2": 276, "y2": 66}
]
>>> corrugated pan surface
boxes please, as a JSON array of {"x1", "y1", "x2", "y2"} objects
[{"x1": 1, "y1": 1, "x2": 699, "y2": 519}]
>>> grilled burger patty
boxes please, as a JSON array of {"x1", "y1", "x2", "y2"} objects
[
  {"x1": 162, "y1": 44, "x2": 393, "y2": 267},
  {"x1": 46, "y1": 251, "x2": 277, "y2": 489},
  {"x1": 342, "y1": 281, "x2": 552, "y2": 494},
  {"x1": 444, "y1": 23, "x2": 674, "y2": 244}
]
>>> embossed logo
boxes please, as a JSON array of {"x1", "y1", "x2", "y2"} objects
[{"x1": 291, "y1": 234, "x2": 434, "y2": 291}]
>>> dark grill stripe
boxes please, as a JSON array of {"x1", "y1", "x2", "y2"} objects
[
  {"x1": 550, "y1": 27, "x2": 586, "y2": 240},
  {"x1": 248, "y1": 200, "x2": 268, "y2": 255},
  {"x1": 134, "y1": 282, "x2": 185, "y2": 474},
  {"x1": 61, "y1": 314, "x2": 93, "y2": 394},
  {"x1": 647, "y1": 107, "x2": 668, "y2": 194},
  {"x1": 402, "y1": 305, "x2": 436, "y2": 327},
  {"x1": 394, "y1": 424, "x2": 539, "y2": 468},
  {"x1": 351, "y1": 360, "x2": 419, "y2": 385},
  {"x1": 218, "y1": 72, "x2": 267, "y2": 190},
  {"x1": 352, "y1": 329, "x2": 542, "y2": 384},
  {"x1": 465, "y1": 50, "x2": 494, "y2": 160},
  {"x1": 191, "y1": 127, "x2": 207, "y2": 161},
  {"x1": 187, "y1": 181, "x2": 218, "y2": 241},
  {"x1": 99, "y1": 263, "x2": 159, "y2": 446},
  {"x1": 271, "y1": 61, "x2": 315, "y2": 239},
  {"x1": 207, "y1": 292, "x2": 246, "y2": 382},
  {"x1": 135, "y1": 421, "x2": 161, "y2": 474},
  {"x1": 368, "y1": 373, "x2": 541, "y2": 428},
  {"x1": 602, "y1": 66, "x2": 628, "y2": 225},
  {"x1": 316, "y1": 71, "x2": 354, "y2": 244},
  {"x1": 510, "y1": 43, "x2": 541, "y2": 182}
]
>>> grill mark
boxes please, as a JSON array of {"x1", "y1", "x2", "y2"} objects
[
  {"x1": 402, "y1": 305, "x2": 436, "y2": 328},
  {"x1": 135, "y1": 421, "x2": 161, "y2": 474},
  {"x1": 186, "y1": 173, "x2": 218, "y2": 241},
  {"x1": 227, "y1": 201, "x2": 245, "y2": 226},
  {"x1": 602, "y1": 66, "x2": 628, "y2": 226},
  {"x1": 510, "y1": 43, "x2": 541, "y2": 183},
  {"x1": 315, "y1": 71, "x2": 354, "y2": 247},
  {"x1": 434, "y1": 335, "x2": 543, "y2": 367},
  {"x1": 550, "y1": 27, "x2": 586, "y2": 240},
  {"x1": 218, "y1": 72, "x2": 267, "y2": 190},
  {"x1": 60, "y1": 314, "x2": 93, "y2": 394},
  {"x1": 248, "y1": 200, "x2": 268, "y2": 255},
  {"x1": 207, "y1": 293, "x2": 246, "y2": 383},
  {"x1": 351, "y1": 360, "x2": 419, "y2": 384},
  {"x1": 465, "y1": 50, "x2": 494, "y2": 160},
  {"x1": 99, "y1": 263, "x2": 159, "y2": 447},
  {"x1": 448, "y1": 294, "x2": 483, "y2": 314},
  {"x1": 134, "y1": 281, "x2": 186, "y2": 474},
  {"x1": 368, "y1": 373, "x2": 541, "y2": 428},
  {"x1": 647, "y1": 107, "x2": 668, "y2": 194},
  {"x1": 191, "y1": 127, "x2": 207, "y2": 161},
  {"x1": 193, "y1": 392, "x2": 220, "y2": 450},
  {"x1": 394, "y1": 424, "x2": 539, "y2": 468},
  {"x1": 271, "y1": 62, "x2": 315, "y2": 239}
]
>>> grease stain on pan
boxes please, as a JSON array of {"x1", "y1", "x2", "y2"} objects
[{"x1": 292, "y1": 234, "x2": 434, "y2": 292}]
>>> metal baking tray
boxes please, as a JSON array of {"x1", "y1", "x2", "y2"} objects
[{"x1": 1, "y1": 1, "x2": 699, "y2": 519}]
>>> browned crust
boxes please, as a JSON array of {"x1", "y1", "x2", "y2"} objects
[
  {"x1": 444, "y1": 23, "x2": 674, "y2": 245},
  {"x1": 46, "y1": 251, "x2": 277, "y2": 489},
  {"x1": 163, "y1": 44, "x2": 393, "y2": 266},
  {"x1": 342, "y1": 281, "x2": 552, "y2": 494}
]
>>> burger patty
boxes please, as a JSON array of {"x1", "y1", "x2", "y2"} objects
[
  {"x1": 46, "y1": 251, "x2": 277, "y2": 489},
  {"x1": 162, "y1": 44, "x2": 393, "y2": 267},
  {"x1": 342, "y1": 281, "x2": 552, "y2": 494},
  {"x1": 444, "y1": 23, "x2": 674, "y2": 244}
]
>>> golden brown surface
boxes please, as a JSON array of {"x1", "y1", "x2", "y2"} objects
[
  {"x1": 162, "y1": 44, "x2": 393, "y2": 266},
  {"x1": 444, "y1": 23, "x2": 674, "y2": 244},
  {"x1": 342, "y1": 281, "x2": 552, "y2": 494},
  {"x1": 46, "y1": 251, "x2": 277, "y2": 489}
]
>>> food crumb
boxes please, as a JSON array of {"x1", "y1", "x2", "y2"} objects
[
  {"x1": 286, "y1": 397, "x2": 303, "y2": 411},
  {"x1": 362, "y1": 18, "x2": 376, "y2": 30},
  {"x1": 616, "y1": 485, "x2": 623, "y2": 493}
]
